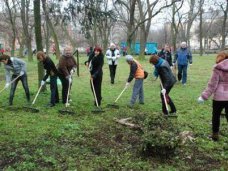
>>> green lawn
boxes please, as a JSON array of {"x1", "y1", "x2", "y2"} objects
[{"x1": 0, "y1": 54, "x2": 228, "y2": 170}]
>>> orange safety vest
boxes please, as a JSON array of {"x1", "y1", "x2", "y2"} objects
[{"x1": 133, "y1": 59, "x2": 144, "y2": 79}]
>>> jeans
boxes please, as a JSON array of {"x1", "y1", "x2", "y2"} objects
[
  {"x1": 130, "y1": 79, "x2": 144, "y2": 105},
  {"x1": 9, "y1": 74, "x2": 30, "y2": 105},
  {"x1": 178, "y1": 64, "x2": 188, "y2": 84},
  {"x1": 212, "y1": 100, "x2": 228, "y2": 133},
  {"x1": 160, "y1": 85, "x2": 176, "y2": 115},
  {"x1": 109, "y1": 64, "x2": 117, "y2": 84},
  {"x1": 50, "y1": 75, "x2": 59, "y2": 105}
]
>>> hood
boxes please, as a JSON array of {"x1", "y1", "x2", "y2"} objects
[{"x1": 215, "y1": 59, "x2": 228, "y2": 71}]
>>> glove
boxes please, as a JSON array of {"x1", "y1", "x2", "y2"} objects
[
  {"x1": 41, "y1": 80, "x2": 46, "y2": 86},
  {"x1": 70, "y1": 67, "x2": 76, "y2": 75},
  {"x1": 161, "y1": 88, "x2": 166, "y2": 95},
  {"x1": 20, "y1": 71, "x2": 24, "y2": 76},
  {"x1": 197, "y1": 96, "x2": 204, "y2": 103},
  {"x1": 125, "y1": 82, "x2": 130, "y2": 87},
  {"x1": 4, "y1": 83, "x2": 10, "y2": 89},
  {"x1": 170, "y1": 66, "x2": 173, "y2": 70},
  {"x1": 68, "y1": 77, "x2": 72, "y2": 83}
]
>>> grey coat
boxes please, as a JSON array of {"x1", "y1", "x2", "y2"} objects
[{"x1": 4, "y1": 57, "x2": 26, "y2": 83}]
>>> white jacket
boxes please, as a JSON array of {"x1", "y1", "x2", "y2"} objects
[{"x1": 105, "y1": 49, "x2": 120, "y2": 65}]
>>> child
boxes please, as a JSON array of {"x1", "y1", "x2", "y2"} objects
[{"x1": 198, "y1": 52, "x2": 228, "y2": 141}]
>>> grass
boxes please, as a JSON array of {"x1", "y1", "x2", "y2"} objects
[{"x1": 0, "y1": 54, "x2": 228, "y2": 170}]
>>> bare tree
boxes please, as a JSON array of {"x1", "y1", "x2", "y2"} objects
[
  {"x1": 3, "y1": 0, "x2": 18, "y2": 56},
  {"x1": 215, "y1": 1, "x2": 228, "y2": 50},
  {"x1": 20, "y1": 0, "x2": 33, "y2": 61},
  {"x1": 199, "y1": 0, "x2": 205, "y2": 56}
]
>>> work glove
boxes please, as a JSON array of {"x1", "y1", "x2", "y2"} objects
[
  {"x1": 20, "y1": 71, "x2": 24, "y2": 76},
  {"x1": 161, "y1": 88, "x2": 166, "y2": 95},
  {"x1": 41, "y1": 80, "x2": 46, "y2": 86},
  {"x1": 125, "y1": 82, "x2": 130, "y2": 87},
  {"x1": 68, "y1": 77, "x2": 72, "y2": 84},
  {"x1": 70, "y1": 67, "x2": 77, "y2": 75},
  {"x1": 4, "y1": 83, "x2": 10, "y2": 89},
  {"x1": 197, "y1": 96, "x2": 204, "y2": 103}
]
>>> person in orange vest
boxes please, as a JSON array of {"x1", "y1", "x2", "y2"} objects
[{"x1": 125, "y1": 55, "x2": 145, "y2": 108}]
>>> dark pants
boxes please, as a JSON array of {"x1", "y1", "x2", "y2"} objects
[
  {"x1": 109, "y1": 64, "x2": 117, "y2": 84},
  {"x1": 50, "y1": 75, "x2": 59, "y2": 105},
  {"x1": 59, "y1": 75, "x2": 70, "y2": 104},
  {"x1": 177, "y1": 64, "x2": 188, "y2": 84},
  {"x1": 212, "y1": 100, "x2": 228, "y2": 133},
  {"x1": 9, "y1": 74, "x2": 30, "y2": 105},
  {"x1": 160, "y1": 86, "x2": 176, "y2": 115},
  {"x1": 90, "y1": 74, "x2": 102, "y2": 106}
]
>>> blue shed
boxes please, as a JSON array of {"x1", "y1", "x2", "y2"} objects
[{"x1": 120, "y1": 41, "x2": 157, "y2": 55}]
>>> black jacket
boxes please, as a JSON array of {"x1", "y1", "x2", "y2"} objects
[
  {"x1": 157, "y1": 60, "x2": 176, "y2": 89},
  {"x1": 158, "y1": 49, "x2": 173, "y2": 66},
  {"x1": 88, "y1": 53, "x2": 104, "y2": 79},
  {"x1": 42, "y1": 57, "x2": 59, "y2": 81},
  {"x1": 127, "y1": 61, "x2": 138, "y2": 82}
]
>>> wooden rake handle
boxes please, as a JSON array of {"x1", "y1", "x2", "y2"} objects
[
  {"x1": 32, "y1": 84, "x2": 43, "y2": 105},
  {"x1": 114, "y1": 86, "x2": 128, "y2": 103}
]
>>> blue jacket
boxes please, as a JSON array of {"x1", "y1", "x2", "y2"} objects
[{"x1": 174, "y1": 48, "x2": 192, "y2": 65}]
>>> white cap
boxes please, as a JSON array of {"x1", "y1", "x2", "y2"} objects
[
  {"x1": 110, "y1": 43, "x2": 116, "y2": 48},
  {"x1": 181, "y1": 42, "x2": 187, "y2": 47},
  {"x1": 126, "y1": 55, "x2": 133, "y2": 62}
]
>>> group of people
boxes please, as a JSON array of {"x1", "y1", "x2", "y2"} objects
[
  {"x1": 0, "y1": 46, "x2": 77, "y2": 107},
  {"x1": 0, "y1": 42, "x2": 227, "y2": 142}
]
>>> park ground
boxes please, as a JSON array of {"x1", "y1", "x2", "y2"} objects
[{"x1": 0, "y1": 54, "x2": 228, "y2": 170}]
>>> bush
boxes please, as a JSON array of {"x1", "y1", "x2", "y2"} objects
[{"x1": 140, "y1": 114, "x2": 180, "y2": 158}]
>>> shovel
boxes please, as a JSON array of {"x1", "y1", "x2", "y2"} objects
[
  {"x1": 23, "y1": 84, "x2": 43, "y2": 113},
  {"x1": 106, "y1": 85, "x2": 128, "y2": 109}
]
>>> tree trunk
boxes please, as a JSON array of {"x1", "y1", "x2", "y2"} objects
[
  {"x1": 221, "y1": 2, "x2": 228, "y2": 50},
  {"x1": 21, "y1": 0, "x2": 33, "y2": 61},
  {"x1": 41, "y1": 0, "x2": 61, "y2": 59},
  {"x1": 199, "y1": 0, "x2": 204, "y2": 56},
  {"x1": 34, "y1": 0, "x2": 45, "y2": 89}
]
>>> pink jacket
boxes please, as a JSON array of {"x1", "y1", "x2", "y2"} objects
[{"x1": 201, "y1": 59, "x2": 228, "y2": 101}]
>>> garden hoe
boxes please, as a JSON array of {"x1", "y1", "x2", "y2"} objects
[
  {"x1": 160, "y1": 80, "x2": 177, "y2": 118},
  {"x1": 91, "y1": 78, "x2": 104, "y2": 113},
  {"x1": 23, "y1": 84, "x2": 43, "y2": 113},
  {"x1": 106, "y1": 85, "x2": 128, "y2": 109},
  {"x1": 59, "y1": 75, "x2": 76, "y2": 115}
]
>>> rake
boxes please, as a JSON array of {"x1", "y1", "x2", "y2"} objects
[
  {"x1": 91, "y1": 78, "x2": 105, "y2": 113},
  {"x1": 106, "y1": 85, "x2": 128, "y2": 109},
  {"x1": 59, "y1": 75, "x2": 76, "y2": 115},
  {"x1": 23, "y1": 84, "x2": 43, "y2": 113}
]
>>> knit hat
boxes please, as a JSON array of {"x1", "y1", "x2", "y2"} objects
[{"x1": 126, "y1": 55, "x2": 134, "y2": 62}]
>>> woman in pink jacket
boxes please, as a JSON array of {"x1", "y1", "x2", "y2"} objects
[{"x1": 198, "y1": 52, "x2": 228, "y2": 141}]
